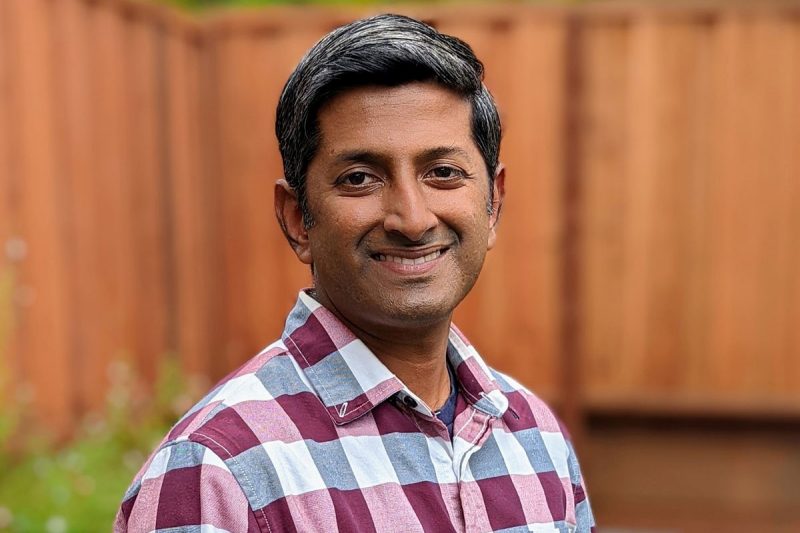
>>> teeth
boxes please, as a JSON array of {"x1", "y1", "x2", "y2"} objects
[{"x1": 377, "y1": 250, "x2": 442, "y2": 265}]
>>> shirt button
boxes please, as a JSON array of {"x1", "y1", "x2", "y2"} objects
[{"x1": 402, "y1": 396, "x2": 418, "y2": 408}]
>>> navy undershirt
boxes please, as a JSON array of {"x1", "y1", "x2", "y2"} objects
[{"x1": 434, "y1": 363, "x2": 458, "y2": 438}]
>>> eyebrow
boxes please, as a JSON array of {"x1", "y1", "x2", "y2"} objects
[
  {"x1": 332, "y1": 146, "x2": 475, "y2": 167},
  {"x1": 417, "y1": 146, "x2": 473, "y2": 164}
]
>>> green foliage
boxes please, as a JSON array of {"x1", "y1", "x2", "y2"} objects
[{"x1": 0, "y1": 358, "x2": 204, "y2": 532}]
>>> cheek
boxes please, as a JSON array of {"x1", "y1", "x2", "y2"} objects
[
  {"x1": 445, "y1": 203, "x2": 491, "y2": 241},
  {"x1": 432, "y1": 185, "x2": 490, "y2": 220},
  {"x1": 453, "y1": 211, "x2": 493, "y2": 264},
  {"x1": 307, "y1": 206, "x2": 374, "y2": 259},
  {"x1": 322, "y1": 196, "x2": 381, "y2": 225}
]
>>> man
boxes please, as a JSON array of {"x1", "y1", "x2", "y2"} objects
[{"x1": 116, "y1": 14, "x2": 594, "y2": 533}]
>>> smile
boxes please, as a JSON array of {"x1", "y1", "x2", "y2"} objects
[
  {"x1": 375, "y1": 249, "x2": 443, "y2": 265},
  {"x1": 371, "y1": 247, "x2": 449, "y2": 275}
]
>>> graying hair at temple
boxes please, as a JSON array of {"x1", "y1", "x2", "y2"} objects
[{"x1": 275, "y1": 13, "x2": 503, "y2": 227}]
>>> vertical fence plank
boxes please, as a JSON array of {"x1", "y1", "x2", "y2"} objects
[
  {"x1": 744, "y1": 14, "x2": 800, "y2": 397},
  {"x1": 672, "y1": 17, "x2": 715, "y2": 396},
  {"x1": 785, "y1": 17, "x2": 800, "y2": 394},
  {"x1": 636, "y1": 16, "x2": 712, "y2": 394},
  {"x1": 731, "y1": 13, "x2": 784, "y2": 395},
  {"x1": 707, "y1": 13, "x2": 746, "y2": 394},
  {"x1": 618, "y1": 14, "x2": 662, "y2": 394},
  {"x1": 706, "y1": 12, "x2": 790, "y2": 397},
  {"x1": 9, "y1": 0, "x2": 74, "y2": 432},
  {"x1": 168, "y1": 27, "x2": 219, "y2": 380},
  {"x1": 0, "y1": 0, "x2": 9, "y2": 247},
  {"x1": 0, "y1": 0, "x2": 19, "y2": 393},
  {"x1": 75, "y1": 1, "x2": 137, "y2": 412},
  {"x1": 127, "y1": 13, "x2": 172, "y2": 384},
  {"x1": 214, "y1": 31, "x2": 269, "y2": 373},
  {"x1": 51, "y1": 0, "x2": 93, "y2": 420},
  {"x1": 578, "y1": 17, "x2": 630, "y2": 400}
]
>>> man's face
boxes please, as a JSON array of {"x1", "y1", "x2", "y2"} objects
[{"x1": 280, "y1": 81, "x2": 503, "y2": 333}]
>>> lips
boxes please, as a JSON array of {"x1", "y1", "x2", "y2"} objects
[
  {"x1": 375, "y1": 249, "x2": 443, "y2": 265},
  {"x1": 370, "y1": 246, "x2": 450, "y2": 274}
]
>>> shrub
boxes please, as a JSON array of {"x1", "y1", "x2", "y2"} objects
[{"x1": 0, "y1": 358, "x2": 204, "y2": 532}]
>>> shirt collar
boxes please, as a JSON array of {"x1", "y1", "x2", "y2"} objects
[{"x1": 282, "y1": 291, "x2": 509, "y2": 425}]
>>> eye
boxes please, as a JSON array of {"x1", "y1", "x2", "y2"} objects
[
  {"x1": 425, "y1": 165, "x2": 467, "y2": 183},
  {"x1": 337, "y1": 171, "x2": 379, "y2": 188}
]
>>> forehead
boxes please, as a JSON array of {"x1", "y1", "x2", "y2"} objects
[{"x1": 315, "y1": 82, "x2": 477, "y2": 159}]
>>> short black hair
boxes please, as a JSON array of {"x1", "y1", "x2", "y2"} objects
[{"x1": 275, "y1": 13, "x2": 502, "y2": 227}]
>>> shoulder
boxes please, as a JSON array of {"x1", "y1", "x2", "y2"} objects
[
  {"x1": 125, "y1": 340, "x2": 312, "y2": 487},
  {"x1": 487, "y1": 367, "x2": 579, "y2": 476},
  {"x1": 118, "y1": 340, "x2": 318, "y2": 531},
  {"x1": 165, "y1": 339, "x2": 316, "y2": 447},
  {"x1": 489, "y1": 367, "x2": 569, "y2": 438}
]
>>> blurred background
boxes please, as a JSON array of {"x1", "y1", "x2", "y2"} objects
[{"x1": 1, "y1": 0, "x2": 799, "y2": 531}]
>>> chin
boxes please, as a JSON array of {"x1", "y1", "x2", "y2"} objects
[{"x1": 373, "y1": 292, "x2": 460, "y2": 326}]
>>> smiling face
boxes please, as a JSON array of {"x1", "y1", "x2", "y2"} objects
[{"x1": 276, "y1": 81, "x2": 504, "y2": 334}]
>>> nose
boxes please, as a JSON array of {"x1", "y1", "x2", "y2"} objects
[{"x1": 382, "y1": 176, "x2": 438, "y2": 241}]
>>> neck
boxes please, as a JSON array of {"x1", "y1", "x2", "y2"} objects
[
  {"x1": 359, "y1": 323, "x2": 453, "y2": 411},
  {"x1": 315, "y1": 293, "x2": 453, "y2": 411}
]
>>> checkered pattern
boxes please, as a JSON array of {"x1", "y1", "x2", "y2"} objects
[{"x1": 115, "y1": 291, "x2": 595, "y2": 532}]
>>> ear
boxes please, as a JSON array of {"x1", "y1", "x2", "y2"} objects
[
  {"x1": 274, "y1": 179, "x2": 312, "y2": 265},
  {"x1": 487, "y1": 164, "x2": 505, "y2": 250}
]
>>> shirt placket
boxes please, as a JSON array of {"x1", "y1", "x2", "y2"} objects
[{"x1": 453, "y1": 407, "x2": 495, "y2": 533}]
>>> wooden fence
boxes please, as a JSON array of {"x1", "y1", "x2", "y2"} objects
[
  {"x1": 2, "y1": 0, "x2": 800, "y2": 528},
  {"x1": 2, "y1": 0, "x2": 800, "y2": 429}
]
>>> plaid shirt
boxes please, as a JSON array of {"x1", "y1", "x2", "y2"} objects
[{"x1": 116, "y1": 291, "x2": 595, "y2": 532}]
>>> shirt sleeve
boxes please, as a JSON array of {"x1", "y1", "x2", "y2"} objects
[
  {"x1": 114, "y1": 440, "x2": 260, "y2": 533},
  {"x1": 565, "y1": 437, "x2": 596, "y2": 533}
]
